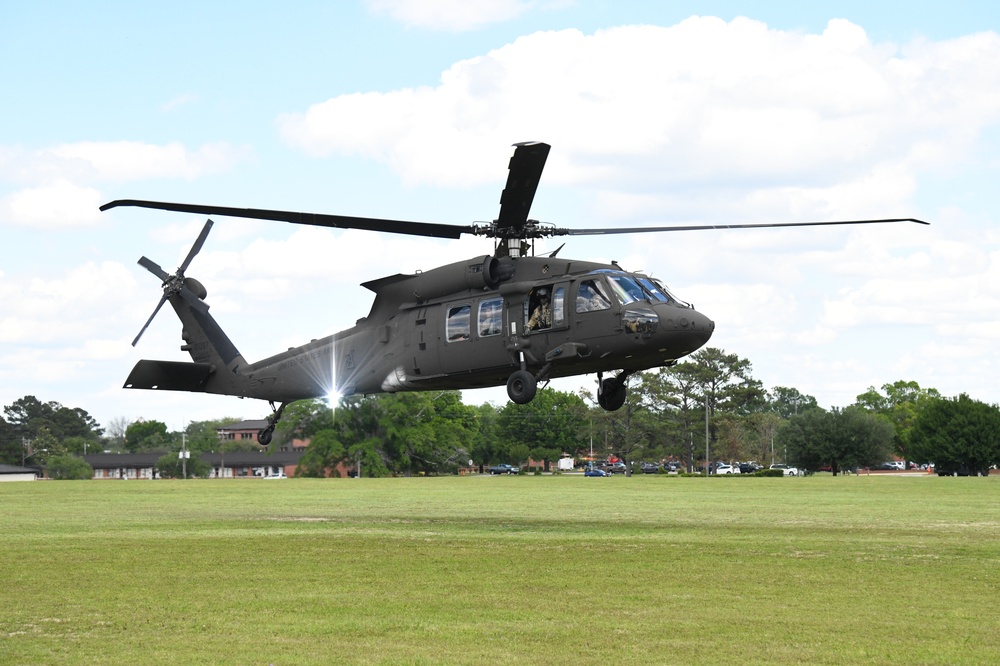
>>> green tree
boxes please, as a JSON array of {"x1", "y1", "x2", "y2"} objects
[
  {"x1": 4, "y1": 396, "x2": 101, "y2": 439},
  {"x1": 62, "y1": 436, "x2": 96, "y2": 456},
  {"x1": 586, "y1": 380, "x2": 662, "y2": 472},
  {"x1": 0, "y1": 417, "x2": 20, "y2": 465},
  {"x1": 768, "y1": 386, "x2": 818, "y2": 419},
  {"x1": 376, "y1": 392, "x2": 477, "y2": 475},
  {"x1": 4, "y1": 395, "x2": 51, "y2": 434},
  {"x1": 46, "y1": 454, "x2": 93, "y2": 480},
  {"x1": 639, "y1": 363, "x2": 705, "y2": 471},
  {"x1": 281, "y1": 393, "x2": 478, "y2": 477},
  {"x1": 639, "y1": 348, "x2": 764, "y2": 470},
  {"x1": 155, "y1": 452, "x2": 211, "y2": 479},
  {"x1": 468, "y1": 403, "x2": 501, "y2": 471},
  {"x1": 125, "y1": 420, "x2": 171, "y2": 452},
  {"x1": 908, "y1": 394, "x2": 1000, "y2": 475},
  {"x1": 777, "y1": 407, "x2": 894, "y2": 474},
  {"x1": 743, "y1": 411, "x2": 783, "y2": 467},
  {"x1": 280, "y1": 398, "x2": 353, "y2": 476},
  {"x1": 185, "y1": 418, "x2": 250, "y2": 454},
  {"x1": 855, "y1": 380, "x2": 941, "y2": 461},
  {"x1": 497, "y1": 389, "x2": 587, "y2": 470},
  {"x1": 296, "y1": 429, "x2": 346, "y2": 477},
  {"x1": 27, "y1": 427, "x2": 66, "y2": 466}
]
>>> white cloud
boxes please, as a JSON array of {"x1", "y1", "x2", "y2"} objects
[
  {"x1": 366, "y1": 0, "x2": 535, "y2": 31},
  {"x1": 0, "y1": 140, "x2": 252, "y2": 229},
  {"x1": 45, "y1": 141, "x2": 248, "y2": 182},
  {"x1": 1, "y1": 141, "x2": 250, "y2": 186},
  {"x1": 2, "y1": 180, "x2": 103, "y2": 229},
  {"x1": 162, "y1": 93, "x2": 199, "y2": 112},
  {"x1": 0, "y1": 261, "x2": 138, "y2": 344},
  {"x1": 278, "y1": 18, "x2": 1000, "y2": 222}
]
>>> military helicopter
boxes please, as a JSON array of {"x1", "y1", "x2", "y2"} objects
[{"x1": 101, "y1": 142, "x2": 926, "y2": 444}]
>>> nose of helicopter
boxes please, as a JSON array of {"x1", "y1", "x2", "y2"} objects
[
  {"x1": 657, "y1": 305, "x2": 715, "y2": 354},
  {"x1": 689, "y1": 309, "x2": 715, "y2": 347}
]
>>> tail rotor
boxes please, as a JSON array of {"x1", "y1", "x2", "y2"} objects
[{"x1": 132, "y1": 219, "x2": 214, "y2": 347}]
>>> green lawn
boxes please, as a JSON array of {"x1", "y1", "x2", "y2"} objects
[{"x1": 2, "y1": 474, "x2": 998, "y2": 665}]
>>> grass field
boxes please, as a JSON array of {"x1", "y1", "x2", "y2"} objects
[{"x1": 2, "y1": 473, "x2": 998, "y2": 665}]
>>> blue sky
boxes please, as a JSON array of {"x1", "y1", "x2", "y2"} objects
[{"x1": 3, "y1": 1, "x2": 1000, "y2": 432}]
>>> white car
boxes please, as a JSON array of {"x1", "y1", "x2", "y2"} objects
[
  {"x1": 769, "y1": 463, "x2": 800, "y2": 476},
  {"x1": 716, "y1": 463, "x2": 740, "y2": 475}
]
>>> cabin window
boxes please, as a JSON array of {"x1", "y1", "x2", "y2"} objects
[
  {"x1": 478, "y1": 297, "x2": 503, "y2": 337},
  {"x1": 446, "y1": 305, "x2": 471, "y2": 342},
  {"x1": 553, "y1": 287, "x2": 565, "y2": 326},
  {"x1": 576, "y1": 279, "x2": 612, "y2": 313}
]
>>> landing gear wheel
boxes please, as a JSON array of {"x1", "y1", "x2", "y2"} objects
[
  {"x1": 258, "y1": 424, "x2": 275, "y2": 446},
  {"x1": 597, "y1": 377, "x2": 627, "y2": 411},
  {"x1": 507, "y1": 370, "x2": 537, "y2": 404}
]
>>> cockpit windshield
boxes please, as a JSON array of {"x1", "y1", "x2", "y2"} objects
[
  {"x1": 641, "y1": 277, "x2": 690, "y2": 308},
  {"x1": 589, "y1": 270, "x2": 691, "y2": 307},
  {"x1": 606, "y1": 274, "x2": 647, "y2": 305}
]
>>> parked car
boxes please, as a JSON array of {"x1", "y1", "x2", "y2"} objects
[
  {"x1": 769, "y1": 463, "x2": 800, "y2": 476},
  {"x1": 603, "y1": 462, "x2": 627, "y2": 474},
  {"x1": 488, "y1": 464, "x2": 520, "y2": 475},
  {"x1": 936, "y1": 465, "x2": 990, "y2": 477},
  {"x1": 716, "y1": 463, "x2": 740, "y2": 475},
  {"x1": 739, "y1": 462, "x2": 763, "y2": 475},
  {"x1": 640, "y1": 463, "x2": 660, "y2": 474},
  {"x1": 584, "y1": 468, "x2": 609, "y2": 477}
]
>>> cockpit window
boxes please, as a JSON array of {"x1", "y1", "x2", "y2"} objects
[
  {"x1": 648, "y1": 277, "x2": 690, "y2": 307},
  {"x1": 606, "y1": 274, "x2": 647, "y2": 305},
  {"x1": 637, "y1": 277, "x2": 671, "y2": 303}
]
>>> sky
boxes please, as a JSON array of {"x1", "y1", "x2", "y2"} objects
[{"x1": 3, "y1": 1, "x2": 1000, "y2": 433}]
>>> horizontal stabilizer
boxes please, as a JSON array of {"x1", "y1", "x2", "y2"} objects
[{"x1": 124, "y1": 360, "x2": 215, "y2": 392}]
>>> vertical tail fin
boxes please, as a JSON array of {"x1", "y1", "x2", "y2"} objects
[{"x1": 126, "y1": 219, "x2": 250, "y2": 397}]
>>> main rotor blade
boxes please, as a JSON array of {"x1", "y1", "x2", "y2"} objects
[
  {"x1": 179, "y1": 219, "x2": 214, "y2": 273},
  {"x1": 133, "y1": 296, "x2": 168, "y2": 347},
  {"x1": 496, "y1": 142, "x2": 550, "y2": 232},
  {"x1": 101, "y1": 199, "x2": 474, "y2": 240},
  {"x1": 556, "y1": 218, "x2": 929, "y2": 236}
]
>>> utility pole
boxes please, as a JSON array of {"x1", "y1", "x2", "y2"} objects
[
  {"x1": 705, "y1": 395, "x2": 709, "y2": 477},
  {"x1": 180, "y1": 433, "x2": 188, "y2": 479}
]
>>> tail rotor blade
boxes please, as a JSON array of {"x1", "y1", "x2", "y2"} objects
[
  {"x1": 179, "y1": 219, "x2": 214, "y2": 273},
  {"x1": 132, "y1": 296, "x2": 168, "y2": 347},
  {"x1": 138, "y1": 256, "x2": 169, "y2": 281}
]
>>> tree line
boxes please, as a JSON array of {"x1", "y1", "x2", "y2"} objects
[{"x1": 4, "y1": 347, "x2": 999, "y2": 477}]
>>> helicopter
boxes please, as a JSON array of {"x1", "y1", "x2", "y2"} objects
[{"x1": 101, "y1": 142, "x2": 927, "y2": 444}]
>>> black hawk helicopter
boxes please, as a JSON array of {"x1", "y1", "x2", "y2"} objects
[{"x1": 101, "y1": 142, "x2": 926, "y2": 444}]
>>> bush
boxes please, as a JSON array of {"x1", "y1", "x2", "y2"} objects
[
  {"x1": 155, "y1": 453, "x2": 211, "y2": 479},
  {"x1": 46, "y1": 454, "x2": 92, "y2": 480}
]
